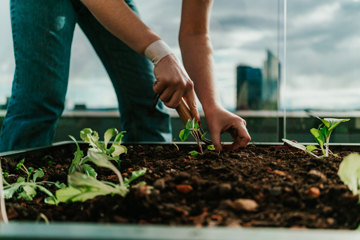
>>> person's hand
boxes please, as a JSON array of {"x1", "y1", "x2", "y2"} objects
[
  {"x1": 153, "y1": 54, "x2": 200, "y2": 123},
  {"x1": 205, "y1": 105, "x2": 251, "y2": 152}
]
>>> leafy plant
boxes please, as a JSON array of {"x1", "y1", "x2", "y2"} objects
[
  {"x1": 309, "y1": 117, "x2": 349, "y2": 157},
  {"x1": 68, "y1": 135, "x2": 97, "y2": 178},
  {"x1": 56, "y1": 150, "x2": 146, "y2": 203},
  {"x1": 338, "y1": 153, "x2": 360, "y2": 203},
  {"x1": 282, "y1": 117, "x2": 349, "y2": 158},
  {"x1": 188, "y1": 150, "x2": 199, "y2": 157},
  {"x1": 179, "y1": 118, "x2": 204, "y2": 153},
  {"x1": 3, "y1": 159, "x2": 65, "y2": 205},
  {"x1": 80, "y1": 128, "x2": 127, "y2": 169}
]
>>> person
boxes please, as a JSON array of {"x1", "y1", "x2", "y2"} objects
[{"x1": 0, "y1": 0, "x2": 251, "y2": 153}]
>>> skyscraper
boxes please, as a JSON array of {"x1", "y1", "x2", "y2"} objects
[
  {"x1": 236, "y1": 50, "x2": 280, "y2": 110},
  {"x1": 236, "y1": 65, "x2": 262, "y2": 110}
]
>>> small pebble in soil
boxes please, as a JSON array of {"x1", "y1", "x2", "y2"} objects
[
  {"x1": 154, "y1": 179, "x2": 165, "y2": 190},
  {"x1": 307, "y1": 187, "x2": 321, "y2": 197},
  {"x1": 232, "y1": 199, "x2": 258, "y2": 212},
  {"x1": 218, "y1": 183, "x2": 232, "y2": 197},
  {"x1": 307, "y1": 169, "x2": 327, "y2": 182}
]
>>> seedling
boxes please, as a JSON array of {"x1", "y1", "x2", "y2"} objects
[
  {"x1": 188, "y1": 145, "x2": 216, "y2": 157},
  {"x1": 68, "y1": 135, "x2": 97, "y2": 178},
  {"x1": 282, "y1": 117, "x2": 349, "y2": 158},
  {"x1": 338, "y1": 153, "x2": 360, "y2": 203},
  {"x1": 80, "y1": 128, "x2": 127, "y2": 169},
  {"x1": 309, "y1": 117, "x2": 350, "y2": 157},
  {"x1": 4, "y1": 159, "x2": 65, "y2": 205},
  {"x1": 179, "y1": 118, "x2": 204, "y2": 153},
  {"x1": 56, "y1": 149, "x2": 146, "y2": 202}
]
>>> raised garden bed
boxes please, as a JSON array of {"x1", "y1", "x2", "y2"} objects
[{"x1": 1, "y1": 142, "x2": 360, "y2": 239}]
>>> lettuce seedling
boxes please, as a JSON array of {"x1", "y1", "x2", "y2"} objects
[
  {"x1": 338, "y1": 153, "x2": 360, "y2": 203},
  {"x1": 56, "y1": 150, "x2": 146, "y2": 203},
  {"x1": 310, "y1": 117, "x2": 350, "y2": 157},
  {"x1": 80, "y1": 128, "x2": 127, "y2": 169},
  {"x1": 68, "y1": 135, "x2": 97, "y2": 178},
  {"x1": 4, "y1": 159, "x2": 65, "y2": 205}
]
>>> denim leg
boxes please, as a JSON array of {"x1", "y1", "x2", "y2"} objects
[
  {"x1": 0, "y1": 0, "x2": 77, "y2": 152},
  {"x1": 75, "y1": 0, "x2": 172, "y2": 142}
]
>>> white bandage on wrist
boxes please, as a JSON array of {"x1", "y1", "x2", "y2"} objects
[{"x1": 144, "y1": 40, "x2": 173, "y2": 65}]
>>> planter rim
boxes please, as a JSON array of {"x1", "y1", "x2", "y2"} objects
[
  {"x1": 0, "y1": 222, "x2": 360, "y2": 240},
  {"x1": 2, "y1": 141, "x2": 360, "y2": 158}
]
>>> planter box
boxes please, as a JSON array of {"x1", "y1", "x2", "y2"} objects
[{"x1": 1, "y1": 142, "x2": 360, "y2": 240}]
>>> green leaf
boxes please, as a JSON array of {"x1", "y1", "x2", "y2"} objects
[
  {"x1": 113, "y1": 131, "x2": 126, "y2": 145},
  {"x1": 201, "y1": 131, "x2": 208, "y2": 140},
  {"x1": 306, "y1": 145, "x2": 317, "y2": 153},
  {"x1": 15, "y1": 159, "x2": 25, "y2": 170},
  {"x1": 37, "y1": 185, "x2": 58, "y2": 205},
  {"x1": 156, "y1": 146, "x2": 164, "y2": 150},
  {"x1": 57, "y1": 173, "x2": 128, "y2": 202},
  {"x1": 333, "y1": 154, "x2": 338, "y2": 157},
  {"x1": 324, "y1": 118, "x2": 350, "y2": 132},
  {"x1": 2, "y1": 171, "x2": 8, "y2": 177},
  {"x1": 3, "y1": 184, "x2": 22, "y2": 199},
  {"x1": 55, "y1": 181, "x2": 67, "y2": 189},
  {"x1": 185, "y1": 119, "x2": 194, "y2": 130},
  {"x1": 87, "y1": 150, "x2": 123, "y2": 185},
  {"x1": 104, "y1": 128, "x2": 118, "y2": 148},
  {"x1": 189, "y1": 150, "x2": 199, "y2": 157},
  {"x1": 179, "y1": 129, "x2": 192, "y2": 142},
  {"x1": 68, "y1": 135, "x2": 84, "y2": 174},
  {"x1": 33, "y1": 169, "x2": 44, "y2": 182},
  {"x1": 56, "y1": 185, "x2": 83, "y2": 203},
  {"x1": 338, "y1": 153, "x2": 360, "y2": 199},
  {"x1": 17, "y1": 177, "x2": 25, "y2": 183},
  {"x1": 124, "y1": 168, "x2": 146, "y2": 186},
  {"x1": 82, "y1": 164, "x2": 97, "y2": 179},
  {"x1": 28, "y1": 167, "x2": 34, "y2": 173},
  {"x1": 80, "y1": 128, "x2": 102, "y2": 150},
  {"x1": 207, "y1": 145, "x2": 215, "y2": 151},
  {"x1": 194, "y1": 121, "x2": 199, "y2": 130},
  {"x1": 112, "y1": 145, "x2": 127, "y2": 157},
  {"x1": 23, "y1": 185, "x2": 37, "y2": 200},
  {"x1": 310, "y1": 128, "x2": 325, "y2": 148}
]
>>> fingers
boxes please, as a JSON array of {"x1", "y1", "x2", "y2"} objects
[
  {"x1": 210, "y1": 125, "x2": 223, "y2": 152},
  {"x1": 223, "y1": 121, "x2": 251, "y2": 151}
]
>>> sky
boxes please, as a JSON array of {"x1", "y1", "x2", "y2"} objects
[{"x1": 0, "y1": 0, "x2": 360, "y2": 111}]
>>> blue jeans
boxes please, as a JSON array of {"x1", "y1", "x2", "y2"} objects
[{"x1": 0, "y1": 0, "x2": 172, "y2": 152}]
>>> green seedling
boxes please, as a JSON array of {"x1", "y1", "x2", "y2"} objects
[
  {"x1": 80, "y1": 128, "x2": 127, "y2": 169},
  {"x1": 188, "y1": 150, "x2": 199, "y2": 157},
  {"x1": 56, "y1": 149, "x2": 146, "y2": 203},
  {"x1": 309, "y1": 117, "x2": 350, "y2": 157},
  {"x1": 282, "y1": 117, "x2": 349, "y2": 158},
  {"x1": 338, "y1": 153, "x2": 360, "y2": 203},
  {"x1": 4, "y1": 159, "x2": 65, "y2": 205},
  {"x1": 68, "y1": 135, "x2": 97, "y2": 178},
  {"x1": 188, "y1": 145, "x2": 216, "y2": 158},
  {"x1": 156, "y1": 145, "x2": 164, "y2": 150},
  {"x1": 207, "y1": 145, "x2": 215, "y2": 151},
  {"x1": 179, "y1": 118, "x2": 204, "y2": 153}
]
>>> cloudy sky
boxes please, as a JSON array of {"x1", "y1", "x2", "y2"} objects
[{"x1": 0, "y1": 0, "x2": 359, "y2": 111}]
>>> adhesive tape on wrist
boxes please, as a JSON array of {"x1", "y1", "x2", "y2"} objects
[{"x1": 144, "y1": 40, "x2": 173, "y2": 65}]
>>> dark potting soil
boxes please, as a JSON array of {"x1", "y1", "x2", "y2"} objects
[{"x1": 1, "y1": 143, "x2": 360, "y2": 229}]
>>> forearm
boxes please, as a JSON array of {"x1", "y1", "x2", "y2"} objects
[
  {"x1": 179, "y1": 34, "x2": 221, "y2": 113},
  {"x1": 81, "y1": 0, "x2": 160, "y2": 54}
]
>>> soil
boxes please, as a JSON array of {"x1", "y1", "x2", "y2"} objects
[{"x1": 1, "y1": 143, "x2": 360, "y2": 229}]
